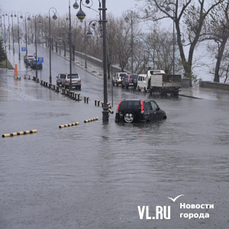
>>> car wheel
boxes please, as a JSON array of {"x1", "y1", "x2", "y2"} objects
[
  {"x1": 123, "y1": 112, "x2": 135, "y2": 123},
  {"x1": 122, "y1": 84, "x2": 124, "y2": 88},
  {"x1": 78, "y1": 86, "x2": 81, "y2": 90},
  {"x1": 138, "y1": 86, "x2": 141, "y2": 92},
  {"x1": 144, "y1": 87, "x2": 147, "y2": 92}
]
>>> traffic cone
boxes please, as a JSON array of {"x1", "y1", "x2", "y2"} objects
[{"x1": 14, "y1": 64, "x2": 18, "y2": 77}]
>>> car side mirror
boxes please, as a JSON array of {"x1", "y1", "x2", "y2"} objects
[{"x1": 156, "y1": 107, "x2": 160, "y2": 111}]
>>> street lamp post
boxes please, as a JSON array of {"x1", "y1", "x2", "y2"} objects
[
  {"x1": 65, "y1": 0, "x2": 84, "y2": 90},
  {"x1": 1, "y1": 13, "x2": 7, "y2": 45},
  {"x1": 66, "y1": 6, "x2": 73, "y2": 90},
  {"x1": 25, "y1": 12, "x2": 31, "y2": 58},
  {"x1": 48, "y1": 7, "x2": 57, "y2": 85},
  {"x1": 17, "y1": 12, "x2": 23, "y2": 60},
  {"x1": 35, "y1": 15, "x2": 42, "y2": 79},
  {"x1": 5, "y1": 44, "x2": 7, "y2": 68},
  {"x1": 85, "y1": 20, "x2": 97, "y2": 69},
  {"x1": 76, "y1": 0, "x2": 109, "y2": 122},
  {"x1": 165, "y1": 3, "x2": 175, "y2": 75},
  {"x1": 11, "y1": 11, "x2": 16, "y2": 54},
  {"x1": 7, "y1": 14, "x2": 11, "y2": 51},
  {"x1": 125, "y1": 10, "x2": 134, "y2": 74}
]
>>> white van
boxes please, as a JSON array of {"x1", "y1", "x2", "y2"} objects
[{"x1": 137, "y1": 74, "x2": 148, "y2": 92}]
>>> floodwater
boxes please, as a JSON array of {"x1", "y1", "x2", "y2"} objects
[{"x1": 0, "y1": 48, "x2": 229, "y2": 229}]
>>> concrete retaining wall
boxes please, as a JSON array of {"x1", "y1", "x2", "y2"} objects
[
  {"x1": 75, "y1": 51, "x2": 121, "y2": 74},
  {"x1": 182, "y1": 78, "x2": 191, "y2": 88},
  {"x1": 199, "y1": 81, "x2": 229, "y2": 91}
]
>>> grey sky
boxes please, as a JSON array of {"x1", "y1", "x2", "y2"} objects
[{"x1": 1, "y1": 0, "x2": 139, "y2": 19}]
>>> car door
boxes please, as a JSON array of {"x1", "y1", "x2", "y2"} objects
[
  {"x1": 150, "y1": 100, "x2": 164, "y2": 119},
  {"x1": 144, "y1": 101, "x2": 154, "y2": 121}
]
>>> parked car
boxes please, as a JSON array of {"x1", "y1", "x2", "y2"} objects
[
  {"x1": 61, "y1": 73, "x2": 81, "y2": 90},
  {"x1": 56, "y1": 74, "x2": 66, "y2": 86},
  {"x1": 30, "y1": 60, "x2": 42, "y2": 69},
  {"x1": 24, "y1": 54, "x2": 34, "y2": 65},
  {"x1": 115, "y1": 99, "x2": 167, "y2": 123},
  {"x1": 137, "y1": 74, "x2": 148, "y2": 92},
  {"x1": 121, "y1": 74, "x2": 138, "y2": 89},
  {"x1": 112, "y1": 72, "x2": 129, "y2": 86}
]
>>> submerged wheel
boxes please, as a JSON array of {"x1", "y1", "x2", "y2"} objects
[{"x1": 123, "y1": 112, "x2": 135, "y2": 123}]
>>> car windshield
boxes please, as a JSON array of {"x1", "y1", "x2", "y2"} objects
[
  {"x1": 120, "y1": 73, "x2": 127, "y2": 77},
  {"x1": 67, "y1": 74, "x2": 79, "y2": 79}
]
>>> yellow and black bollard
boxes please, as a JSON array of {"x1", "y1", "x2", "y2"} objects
[
  {"x1": 84, "y1": 117, "x2": 99, "y2": 123},
  {"x1": 2, "y1": 129, "x2": 37, "y2": 138},
  {"x1": 59, "y1": 122, "x2": 80, "y2": 128}
]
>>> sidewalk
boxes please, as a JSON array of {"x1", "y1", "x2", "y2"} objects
[
  {"x1": 7, "y1": 49, "x2": 28, "y2": 73},
  {"x1": 179, "y1": 87, "x2": 229, "y2": 101},
  {"x1": 6, "y1": 44, "x2": 104, "y2": 79}
]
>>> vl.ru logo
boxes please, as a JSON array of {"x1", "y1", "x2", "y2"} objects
[
  {"x1": 138, "y1": 194, "x2": 215, "y2": 220},
  {"x1": 138, "y1": 206, "x2": 171, "y2": 220},
  {"x1": 138, "y1": 194, "x2": 184, "y2": 220}
]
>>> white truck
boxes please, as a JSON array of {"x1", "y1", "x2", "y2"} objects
[
  {"x1": 138, "y1": 70, "x2": 166, "y2": 92},
  {"x1": 141, "y1": 70, "x2": 181, "y2": 96}
]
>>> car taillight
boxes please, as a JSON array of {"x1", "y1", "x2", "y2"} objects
[
  {"x1": 140, "y1": 100, "x2": 144, "y2": 114},
  {"x1": 116, "y1": 101, "x2": 122, "y2": 112},
  {"x1": 65, "y1": 80, "x2": 69, "y2": 83},
  {"x1": 78, "y1": 80, "x2": 81, "y2": 82},
  {"x1": 128, "y1": 78, "x2": 130, "y2": 81}
]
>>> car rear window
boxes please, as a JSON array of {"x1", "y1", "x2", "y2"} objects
[
  {"x1": 130, "y1": 75, "x2": 138, "y2": 79},
  {"x1": 119, "y1": 101, "x2": 140, "y2": 110},
  {"x1": 67, "y1": 74, "x2": 79, "y2": 79}
]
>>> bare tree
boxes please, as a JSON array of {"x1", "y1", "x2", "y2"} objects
[
  {"x1": 137, "y1": 0, "x2": 225, "y2": 84},
  {"x1": 204, "y1": 2, "x2": 229, "y2": 82}
]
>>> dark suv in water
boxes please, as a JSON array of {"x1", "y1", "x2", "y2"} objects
[{"x1": 115, "y1": 99, "x2": 167, "y2": 123}]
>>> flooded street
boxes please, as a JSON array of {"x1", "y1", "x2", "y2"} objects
[{"x1": 0, "y1": 46, "x2": 229, "y2": 229}]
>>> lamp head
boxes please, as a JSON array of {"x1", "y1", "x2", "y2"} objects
[
  {"x1": 125, "y1": 16, "x2": 129, "y2": 23},
  {"x1": 73, "y1": 1, "x2": 79, "y2": 9},
  {"x1": 165, "y1": 4, "x2": 171, "y2": 12},
  {"x1": 76, "y1": 9, "x2": 86, "y2": 22},
  {"x1": 87, "y1": 28, "x2": 93, "y2": 37},
  {"x1": 52, "y1": 13, "x2": 57, "y2": 20}
]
